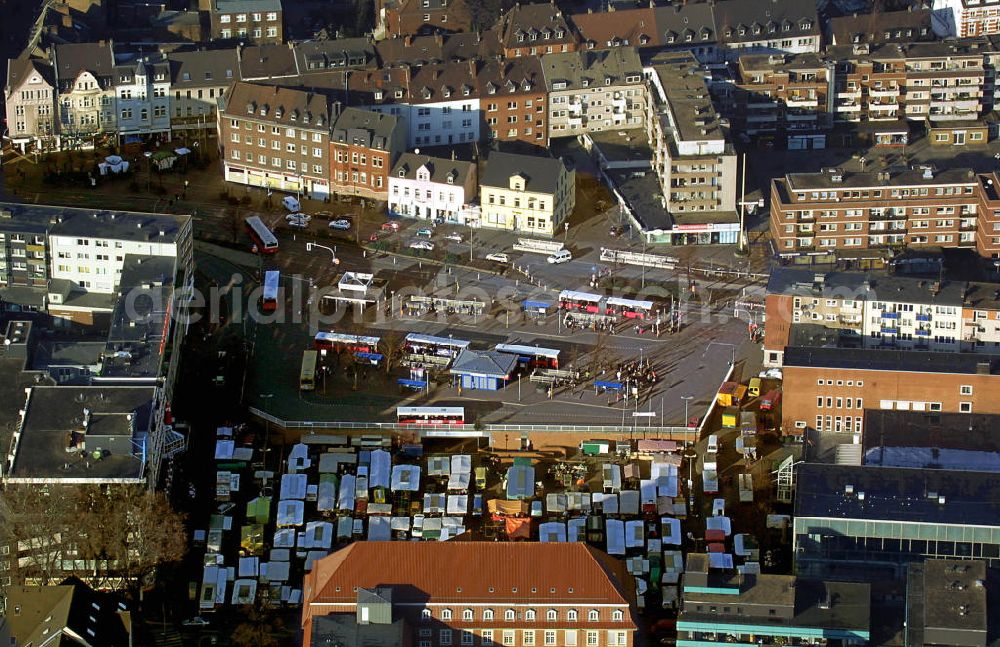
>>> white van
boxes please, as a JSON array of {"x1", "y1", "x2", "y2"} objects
[
  {"x1": 546, "y1": 249, "x2": 572, "y2": 264},
  {"x1": 706, "y1": 434, "x2": 719, "y2": 455},
  {"x1": 282, "y1": 196, "x2": 301, "y2": 212}
]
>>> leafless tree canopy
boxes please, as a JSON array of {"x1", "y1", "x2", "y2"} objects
[{"x1": 0, "y1": 484, "x2": 186, "y2": 595}]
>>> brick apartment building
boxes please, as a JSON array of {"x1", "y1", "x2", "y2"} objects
[
  {"x1": 935, "y1": 0, "x2": 1000, "y2": 37},
  {"x1": 769, "y1": 166, "x2": 1000, "y2": 259},
  {"x1": 329, "y1": 107, "x2": 406, "y2": 200},
  {"x1": 780, "y1": 346, "x2": 1000, "y2": 435},
  {"x1": 380, "y1": 0, "x2": 472, "y2": 39},
  {"x1": 219, "y1": 81, "x2": 333, "y2": 198},
  {"x1": 478, "y1": 57, "x2": 548, "y2": 146},
  {"x1": 302, "y1": 542, "x2": 637, "y2": 647},
  {"x1": 713, "y1": 40, "x2": 994, "y2": 147}
]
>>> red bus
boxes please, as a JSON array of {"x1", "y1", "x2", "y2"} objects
[
  {"x1": 262, "y1": 270, "x2": 280, "y2": 312},
  {"x1": 396, "y1": 407, "x2": 465, "y2": 425},
  {"x1": 494, "y1": 343, "x2": 560, "y2": 369},
  {"x1": 314, "y1": 332, "x2": 381, "y2": 354},
  {"x1": 606, "y1": 297, "x2": 655, "y2": 320},
  {"x1": 558, "y1": 289, "x2": 604, "y2": 313},
  {"x1": 245, "y1": 216, "x2": 278, "y2": 254}
]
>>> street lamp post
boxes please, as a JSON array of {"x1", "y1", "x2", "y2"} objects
[
  {"x1": 306, "y1": 242, "x2": 341, "y2": 265},
  {"x1": 681, "y1": 395, "x2": 693, "y2": 428},
  {"x1": 705, "y1": 341, "x2": 737, "y2": 366}
]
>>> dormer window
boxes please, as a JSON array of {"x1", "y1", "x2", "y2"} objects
[
  {"x1": 182, "y1": 72, "x2": 191, "y2": 81},
  {"x1": 246, "y1": 102, "x2": 255, "y2": 114},
  {"x1": 802, "y1": 20, "x2": 812, "y2": 29},
  {"x1": 556, "y1": 29, "x2": 564, "y2": 38},
  {"x1": 259, "y1": 105, "x2": 268, "y2": 116},
  {"x1": 443, "y1": 87, "x2": 452, "y2": 97},
  {"x1": 290, "y1": 110, "x2": 298, "y2": 121},
  {"x1": 640, "y1": 35, "x2": 649, "y2": 45},
  {"x1": 605, "y1": 76, "x2": 612, "y2": 85},
  {"x1": 447, "y1": 172, "x2": 455, "y2": 185},
  {"x1": 488, "y1": 83, "x2": 497, "y2": 95},
  {"x1": 462, "y1": 85, "x2": 471, "y2": 96},
  {"x1": 399, "y1": 169, "x2": 406, "y2": 177},
  {"x1": 205, "y1": 71, "x2": 214, "y2": 80},
  {"x1": 275, "y1": 107, "x2": 283, "y2": 118},
  {"x1": 581, "y1": 78, "x2": 589, "y2": 87},
  {"x1": 375, "y1": 89, "x2": 384, "y2": 100},
  {"x1": 395, "y1": 89, "x2": 405, "y2": 98}
]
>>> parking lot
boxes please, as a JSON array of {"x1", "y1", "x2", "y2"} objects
[{"x1": 209, "y1": 215, "x2": 762, "y2": 432}]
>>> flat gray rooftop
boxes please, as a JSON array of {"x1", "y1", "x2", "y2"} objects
[
  {"x1": 7, "y1": 386, "x2": 155, "y2": 482},
  {"x1": 0, "y1": 202, "x2": 189, "y2": 245}
]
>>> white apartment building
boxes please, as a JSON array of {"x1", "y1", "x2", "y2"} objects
[
  {"x1": 382, "y1": 61, "x2": 481, "y2": 148},
  {"x1": 767, "y1": 269, "x2": 1000, "y2": 368},
  {"x1": 388, "y1": 153, "x2": 478, "y2": 223},
  {"x1": 113, "y1": 55, "x2": 172, "y2": 142},
  {"x1": 47, "y1": 213, "x2": 191, "y2": 296}
]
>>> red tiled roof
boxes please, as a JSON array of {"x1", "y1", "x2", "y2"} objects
[
  {"x1": 304, "y1": 542, "x2": 632, "y2": 606},
  {"x1": 764, "y1": 294, "x2": 792, "y2": 352}
]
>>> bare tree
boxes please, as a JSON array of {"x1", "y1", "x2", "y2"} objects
[
  {"x1": 0, "y1": 484, "x2": 80, "y2": 589},
  {"x1": 77, "y1": 486, "x2": 187, "y2": 593},
  {"x1": 231, "y1": 600, "x2": 284, "y2": 647},
  {"x1": 379, "y1": 325, "x2": 406, "y2": 376}
]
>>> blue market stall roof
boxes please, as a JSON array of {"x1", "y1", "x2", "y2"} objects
[{"x1": 449, "y1": 348, "x2": 518, "y2": 378}]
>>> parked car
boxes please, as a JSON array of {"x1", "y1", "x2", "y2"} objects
[
  {"x1": 409, "y1": 240, "x2": 435, "y2": 251},
  {"x1": 485, "y1": 252, "x2": 509, "y2": 263},
  {"x1": 546, "y1": 249, "x2": 572, "y2": 264},
  {"x1": 369, "y1": 232, "x2": 383, "y2": 242},
  {"x1": 286, "y1": 217, "x2": 309, "y2": 229},
  {"x1": 444, "y1": 232, "x2": 463, "y2": 243},
  {"x1": 381, "y1": 221, "x2": 401, "y2": 232},
  {"x1": 285, "y1": 212, "x2": 311, "y2": 223},
  {"x1": 415, "y1": 227, "x2": 433, "y2": 238},
  {"x1": 329, "y1": 219, "x2": 351, "y2": 230},
  {"x1": 282, "y1": 196, "x2": 301, "y2": 212}
]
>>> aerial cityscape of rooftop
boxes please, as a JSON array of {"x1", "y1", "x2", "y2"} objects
[{"x1": 3, "y1": 0, "x2": 1000, "y2": 645}]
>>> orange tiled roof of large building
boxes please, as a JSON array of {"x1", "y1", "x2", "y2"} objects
[{"x1": 304, "y1": 541, "x2": 632, "y2": 605}]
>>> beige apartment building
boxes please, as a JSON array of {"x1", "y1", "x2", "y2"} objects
[
  {"x1": 647, "y1": 52, "x2": 738, "y2": 220},
  {"x1": 479, "y1": 151, "x2": 575, "y2": 236},
  {"x1": 542, "y1": 47, "x2": 646, "y2": 140},
  {"x1": 4, "y1": 56, "x2": 58, "y2": 152}
]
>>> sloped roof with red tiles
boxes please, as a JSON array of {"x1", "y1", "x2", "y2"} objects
[
  {"x1": 763, "y1": 293, "x2": 792, "y2": 352},
  {"x1": 304, "y1": 542, "x2": 632, "y2": 607}
]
